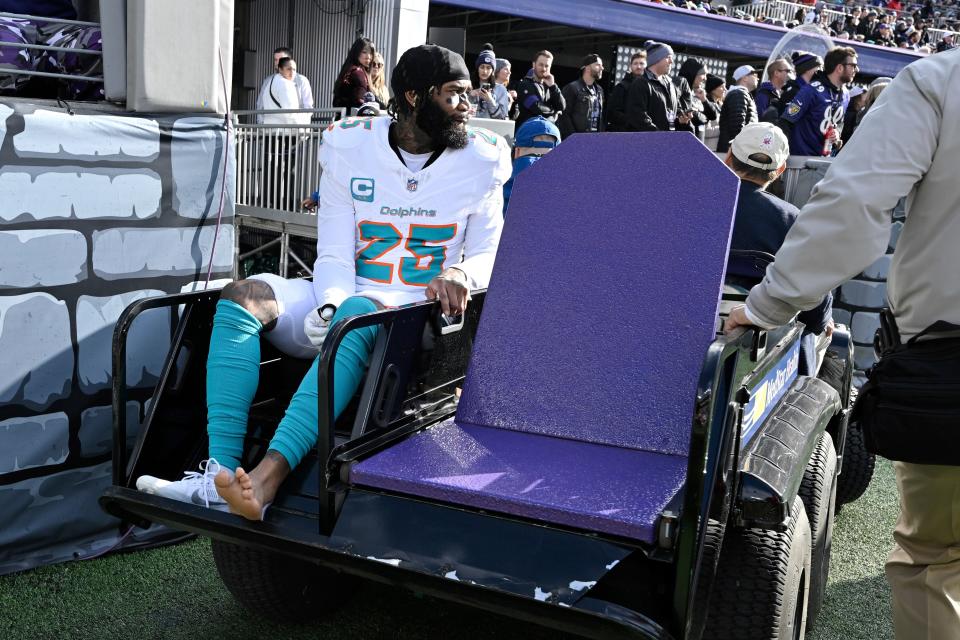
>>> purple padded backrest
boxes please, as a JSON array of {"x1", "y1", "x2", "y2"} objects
[{"x1": 456, "y1": 133, "x2": 739, "y2": 456}]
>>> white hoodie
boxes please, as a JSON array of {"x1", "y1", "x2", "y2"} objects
[{"x1": 256, "y1": 74, "x2": 311, "y2": 125}]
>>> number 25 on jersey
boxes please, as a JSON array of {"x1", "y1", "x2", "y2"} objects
[{"x1": 356, "y1": 222, "x2": 458, "y2": 286}]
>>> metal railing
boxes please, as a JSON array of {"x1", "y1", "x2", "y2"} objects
[
  {"x1": 0, "y1": 11, "x2": 103, "y2": 85},
  {"x1": 737, "y1": 0, "x2": 808, "y2": 24},
  {"x1": 736, "y1": 1, "x2": 845, "y2": 27},
  {"x1": 233, "y1": 108, "x2": 345, "y2": 215},
  {"x1": 926, "y1": 26, "x2": 959, "y2": 45}
]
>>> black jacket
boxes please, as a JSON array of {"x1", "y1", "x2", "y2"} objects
[
  {"x1": 606, "y1": 73, "x2": 637, "y2": 131},
  {"x1": 717, "y1": 85, "x2": 758, "y2": 153},
  {"x1": 840, "y1": 105, "x2": 859, "y2": 145},
  {"x1": 857, "y1": 18, "x2": 877, "y2": 38},
  {"x1": 557, "y1": 78, "x2": 605, "y2": 138},
  {"x1": 676, "y1": 58, "x2": 711, "y2": 140},
  {"x1": 702, "y1": 98, "x2": 718, "y2": 124},
  {"x1": 516, "y1": 72, "x2": 566, "y2": 127},
  {"x1": 624, "y1": 70, "x2": 692, "y2": 133},
  {"x1": 779, "y1": 78, "x2": 802, "y2": 110},
  {"x1": 729, "y1": 181, "x2": 833, "y2": 334},
  {"x1": 675, "y1": 76, "x2": 711, "y2": 141},
  {"x1": 754, "y1": 82, "x2": 787, "y2": 123}
]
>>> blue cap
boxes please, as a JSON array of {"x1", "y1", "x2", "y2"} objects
[
  {"x1": 476, "y1": 50, "x2": 496, "y2": 69},
  {"x1": 514, "y1": 116, "x2": 560, "y2": 148}
]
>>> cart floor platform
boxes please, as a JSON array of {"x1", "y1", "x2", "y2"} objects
[{"x1": 351, "y1": 418, "x2": 686, "y2": 543}]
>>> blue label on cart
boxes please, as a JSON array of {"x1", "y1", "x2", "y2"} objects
[{"x1": 741, "y1": 341, "x2": 800, "y2": 443}]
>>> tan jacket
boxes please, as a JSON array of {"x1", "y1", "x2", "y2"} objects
[{"x1": 747, "y1": 48, "x2": 960, "y2": 340}]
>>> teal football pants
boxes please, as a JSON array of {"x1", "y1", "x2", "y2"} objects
[{"x1": 206, "y1": 297, "x2": 379, "y2": 471}]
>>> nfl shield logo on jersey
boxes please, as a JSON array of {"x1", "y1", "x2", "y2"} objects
[{"x1": 407, "y1": 178, "x2": 419, "y2": 193}]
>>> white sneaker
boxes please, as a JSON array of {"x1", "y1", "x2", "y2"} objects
[{"x1": 136, "y1": 458, "x2": 231, "y2": 512}]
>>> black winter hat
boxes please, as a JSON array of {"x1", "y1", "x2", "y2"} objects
[
  {"x1": 791, "y1": 50, "x2": 824, "y2": 75},
  {"x1": 391, "y1": 44, "x2": 471, "y2": 100},
  {"x1": 679, "y1": 57, "x2": 706, "y2": 87},
  {"x1": 705, "y1": 73, "x2": 725, "y2": 94}
]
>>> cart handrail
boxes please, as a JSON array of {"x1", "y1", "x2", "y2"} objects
[
  {"x1": 111, "y1": 289, "x2": 223, "y2": 486},
  {"x1": 313, "y1": 293, "x2": 485, "y2": 532}
]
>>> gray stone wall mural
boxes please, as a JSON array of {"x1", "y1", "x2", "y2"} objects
[{"x1": 0, "y1": 99, "x2": 235, "y2": 575}]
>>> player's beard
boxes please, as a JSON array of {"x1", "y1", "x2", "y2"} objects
[{"x1": 416, "y1": 97, "x2": 469, "y2": 150}]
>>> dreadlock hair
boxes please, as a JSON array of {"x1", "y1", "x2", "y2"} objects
[{"x1": 388, "y1": 86, "x2": 433, "y2": 120}]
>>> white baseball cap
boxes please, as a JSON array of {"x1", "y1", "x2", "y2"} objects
[
  {"x1": 849, "y1": 85, "x2": 867, "y2": 98},
  {"x1": 731, "y1": 122, "x2": 790, "y2": 170},
  {"x1": 732, "y1": 64, "x2": 758, "y2": 81}
]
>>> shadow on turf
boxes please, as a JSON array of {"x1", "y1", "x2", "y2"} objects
[
  {"x1": 810, "y1": 573, "x2": 893, "y2": 640},
  {"x1": 202, "y1": 572, "x2": 893, "y2": 640},
  {"x1": 177, "y1": 578, "x2": 569, "y2": 640}
]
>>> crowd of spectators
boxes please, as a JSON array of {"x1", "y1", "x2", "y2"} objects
[
  {"x1": 3, "y1": 0, "x2": 954, "y2": 108},
  {"x1": 295, "y1": 23, "x2": 951, "y2": 168},
  {"x1": 404, "y1": 39, "x2": 887, "y2": 162},
  {"x1": 271, "y1": 37, "x2": 905, "y2": 221},
  {"x1": 274, "y1": 36, "x2": 918, "y2": 177},
  {"x1": 652, "y1": 0, "x2": 960, "y2": 54}
]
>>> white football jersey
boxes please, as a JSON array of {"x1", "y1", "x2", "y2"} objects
[{"x1": 313, "y1": 115, "x2": 511, "y2": 308}]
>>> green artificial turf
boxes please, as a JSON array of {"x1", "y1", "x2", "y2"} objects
[
  {"x1": 0, "y1": 461, "x2": 898, "y2": 640},
  {"x1": 808, "y1": 458, "x2": 898, "y2": 640}
]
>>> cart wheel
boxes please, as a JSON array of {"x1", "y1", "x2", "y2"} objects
[
  {"x1": 798, "y1": 431, "x2": 837, "y2": 628},
  {"x1": 688, "y1": 518, "x2": 726, "y2": 635},
  {"x1": 211, "y1": 538, "x2": 356, "y2": 622},
  {"x1": 704, "y1": 497, "x2": 811, "y2": 640},
  {"x1": 836, "y1": 390, "x2": 876, "y2": 510},
  {"x1": 817, "y1": 355, "x2": 875, "y2": 508},
  {"x1": 816, "y1": 348, "x2": 848, "y2": 403}
]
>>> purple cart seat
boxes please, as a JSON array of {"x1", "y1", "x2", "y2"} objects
[
  {"x1": 351, "y1": 419, "x2": 687, "y2": 543},
  {"x1": 352, "y1": 135, "x2": 738, "y2": 542},
  {"x1": 458, "y1": 133, "x2": 739, "y2": 456}
]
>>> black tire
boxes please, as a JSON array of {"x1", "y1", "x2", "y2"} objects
[
  {"x1": 689, "y1": 518, "x2": 726, "y2": 635},
  {"x1": 798, "y1": 431, "x2": 837, "y2": 628},
  {"x1": 704, "y1": 497, "x2": 811, "y2": 640},
  {"x1": 817, "y1": 355, "x2": 876, "y2": 508},
  {"x1": 836, "y1": 387, "x2": 876, "y2": 507},
  {"x1": 817, "y1": 349, "x2": 848, "y2": 404},
  {"x1": 211, "y1": 538, "x2": 356, "y2": 622}
]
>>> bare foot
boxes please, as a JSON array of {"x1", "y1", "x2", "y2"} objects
[
  {"x1": 215, "y1": 467, "x2": 268, "y2": 521},
  {"x1": 213, "y1": 452, "x2": 289, "y2": 521}
]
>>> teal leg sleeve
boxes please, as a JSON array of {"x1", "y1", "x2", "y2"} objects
[
  {"x1": 268, "y1": 297, "x2": 380, "y2": 469},
  {"x1": 206, "y1": 299, "x2": 263, "y2": 471}
]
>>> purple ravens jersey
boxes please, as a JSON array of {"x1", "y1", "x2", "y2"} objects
[{"x1": 781, "y1": 76, "x2": 848, "y2": 156}]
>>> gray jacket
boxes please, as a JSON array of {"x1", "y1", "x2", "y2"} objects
[{"x1": 746, "y1": 48, "x2": 960, "y2": 340}]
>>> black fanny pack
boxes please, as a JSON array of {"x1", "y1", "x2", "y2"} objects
[{"x1": 852, "y1": 310, "x2": 960, "y2": 466}]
